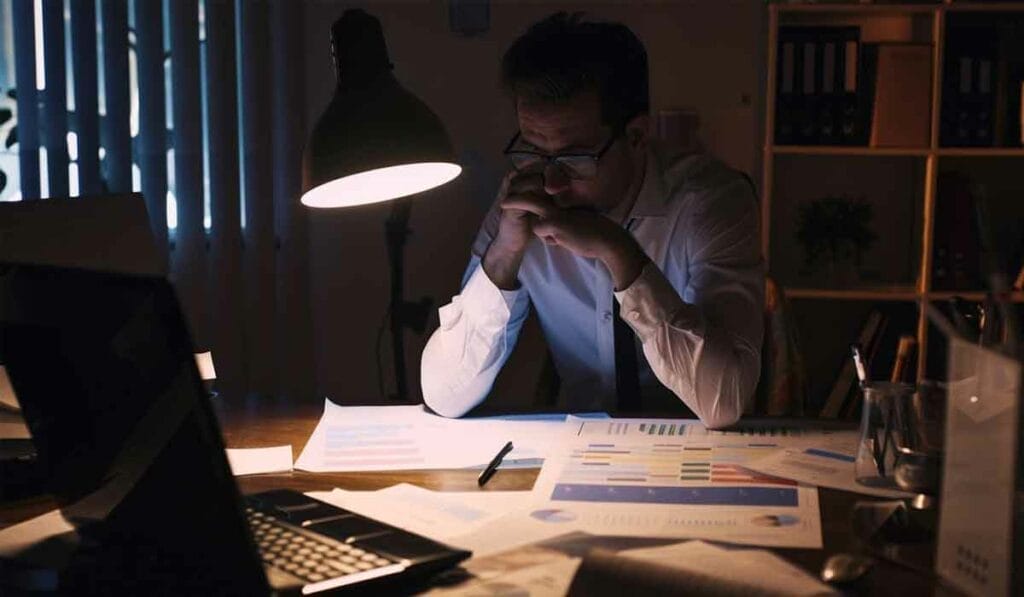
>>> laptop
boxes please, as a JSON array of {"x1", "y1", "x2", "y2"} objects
[
  {"x1": 0, "y1": 194, "x2": 165, "y2": 500},
  {"x1": 0, "y1": 263, "x2": 470, "y2": 595}
]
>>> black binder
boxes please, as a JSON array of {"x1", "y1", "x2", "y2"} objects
[{"x1": 775, "y1": 27, "x2": 863, "y2": 146}]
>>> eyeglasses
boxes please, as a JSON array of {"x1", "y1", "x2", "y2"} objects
[{"x1": 502, "y1": 131, "x2": 620, "y2": 180}]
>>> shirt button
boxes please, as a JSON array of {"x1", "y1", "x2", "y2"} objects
[
  {"x1": 603, "y1": 311, "x2": 612, "y2": 322},
  {"x1": 629, "y1": 310, "x2": 641, "y2": 321}
]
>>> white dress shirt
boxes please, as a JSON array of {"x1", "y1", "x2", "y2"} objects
[{"x1": 421, "y1": 145, "x2": 764, "y2": 428}]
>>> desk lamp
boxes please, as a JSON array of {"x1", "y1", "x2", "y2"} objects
[{"x1": 301, "y1": 9, "x2": 461, "y2": 401}]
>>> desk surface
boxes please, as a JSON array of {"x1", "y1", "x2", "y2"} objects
[{"x1": 0, "y1": 398, "x2": 938, "y2": 594}]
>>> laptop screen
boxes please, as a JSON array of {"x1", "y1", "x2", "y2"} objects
[{"x1": 0, "y1": 264, "x2": 268, "y2": 594}]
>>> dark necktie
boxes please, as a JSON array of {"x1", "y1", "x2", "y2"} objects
[{"x1": 613, "y1": 300, "x2": 641, "y2": 413}]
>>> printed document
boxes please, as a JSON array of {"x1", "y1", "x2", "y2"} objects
[
  {"x1": 306, "y1": 484, "x2": 571, "y2": 557},
  {"x1": 295, "y1": 399, "x2": 602, "y2": 472},
  {"x1": 525, "y1": 417, "x2": 824, "y2": 548},
  {"x1": 306, "y1": 483, "x2": 523, "y2": 541},
  {"x1": 746, "y1": 442, "x2": 916, "y2": 499}
]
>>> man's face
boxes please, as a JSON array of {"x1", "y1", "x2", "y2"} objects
[{"x1": 514, "y1": 91, "x2": 640, "y2": 214}]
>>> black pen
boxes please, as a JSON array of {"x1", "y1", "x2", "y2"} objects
[{"x1": 478, "y1": 441, "x2": 514, "y2": 487}]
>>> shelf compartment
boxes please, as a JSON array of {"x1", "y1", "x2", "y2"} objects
[{"x1": 769, "y1": 154, "x2": 926, "y2": 290}]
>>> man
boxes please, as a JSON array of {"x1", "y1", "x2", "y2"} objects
[{"x1": 421, "y1": 13, "x2": 763, "y2": 429}]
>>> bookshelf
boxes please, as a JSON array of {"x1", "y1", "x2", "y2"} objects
[{"x1": 762, "y1": 1, "x2": 1024, "y2": 396}]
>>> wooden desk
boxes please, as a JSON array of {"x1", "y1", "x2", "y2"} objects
[{"x1": 0, "y1": 398, "x2": 938, "y2": 594}]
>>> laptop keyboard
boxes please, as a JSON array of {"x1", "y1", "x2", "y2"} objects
[
  {"x1": 246, "y1": 506, "x2": 405, "y2": 589},
  {"x1": 243, "y1": 489, "x2": 470, "y2": 593}
]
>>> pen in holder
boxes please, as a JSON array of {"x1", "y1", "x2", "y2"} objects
[{"x1": 855, "y1": 382, "x2": 915, "y2": 489}]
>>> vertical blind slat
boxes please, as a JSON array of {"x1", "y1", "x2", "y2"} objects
[
  {"x1": 71, "y1": 0, "x2": 100, "y2": 195},
  {"x1": 239, "y1": 0, "x2": 276, "y2": 397},
  {"x1": 205, "y1": 0, "x2": 245, "y2": 397},
  {"x1": 12, "y1": 0, "x2": 40, "y2": 199},
  {"x1": 135, "y1": 0, "x2": 167, "y2": 253},
  {"x1": 101, "y1": 0, "x2": 131, "y2": 193},
  {"x1": 41, "y1": 0, "x2": 68, "y2": 197},
  {"x1": 169, "y1": 0, "x2": 206, "y2": 346},
  {"x1": 270, "y1": 0, "x2": 314, "y2": 401}
]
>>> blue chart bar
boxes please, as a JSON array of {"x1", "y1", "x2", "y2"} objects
[
  {"x1": 551, "y1": 484, "x2": 799, "y2": 507},
  {"x1": 805, "y1": 448, "x2": 856, "y2": 463}
]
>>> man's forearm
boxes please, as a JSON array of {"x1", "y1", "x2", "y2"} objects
[
  {"x1": 482, "y1": 240, "x2": 526, "y2": 290},
  {"x1": 601, "y1": 232, "x2": 648, "y2": 291}
]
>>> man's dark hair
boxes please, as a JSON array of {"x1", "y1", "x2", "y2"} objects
[{"x1": 501, "y1": 12, "x2": 649, "y2": 131}]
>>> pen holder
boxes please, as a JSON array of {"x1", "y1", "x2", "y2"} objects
[{"x1": 855, "y1": 382, "x2": 916, "y2": 489}]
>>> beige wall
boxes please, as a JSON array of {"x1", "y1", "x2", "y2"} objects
[{"x1": 302, "y1": 0, "x2": 766, "y2": 407}]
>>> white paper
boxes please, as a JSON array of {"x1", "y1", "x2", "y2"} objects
[
  {"x1": 428, "y1": 556, "x2": 582, "y2": 596},
  {"x1": 620, "y1": 540, "x2": 836, "y2": 596},
  {"x1": 444, "y1": 507, "x2": 580, "y2": 558},
  {"x1": 295, "y1": 399, "x2": 604, "y2": 472},
  {"x1": 225, "y1": 445, "x2": 293, "y2": 476},
  {"x1": 306, "y1": 484, "x2": 572, "y2": 558},
  {"x1": 526, "y1": 417, "x2": 824, "y2": 549},
  {"x1": 306, "y1": 484, "x2": 525, "y2": 542},
  {"x1": 0, "y1": 365, "x2": 20, "y2": 412},
  {"x1": 0, "y1": 510, "x2": 75, "y2": 560},
  {"x1": 0, "y1": 411, "x2": 30, "y2": 439},
  {"x1": 747, "y1": 445, "x2": 915, "y2": 499}
]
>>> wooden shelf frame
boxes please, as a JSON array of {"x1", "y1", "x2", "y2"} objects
[
  {"x1": 763, "y1": 1, "x2": 1024, "y2": 384},
  {"x1": 774, "y1": 3, "x2": 943, "y2": 16},
  {"x1": 769, "y1": 145, "x2": 931, "y2": 156},
  {"x1": 768, "y1": 146, "x2": 1024, "y2": 157},
  {"x1": 784, "y1": 288, "x2": 1024, "y2": 302},
  {"x1": 785, "y1": 288, "x2": 920, "y2": 300},
  {"x1": 773, "y1": 2, "x2": 1024, "y2": 15}
]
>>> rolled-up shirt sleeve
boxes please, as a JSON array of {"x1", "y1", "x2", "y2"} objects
[
  {"x1": 421, "y1": 262, "x2": 530, "y2": 418},
  {"x1": 421, "y1": 189, "x2": 532, "y2": 418},
  {"x1": 615, "y1": 177, "x2": 764, "y2": 429}
]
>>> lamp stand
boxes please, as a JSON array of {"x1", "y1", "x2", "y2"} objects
[{"x1": 384, "y1": 197, "x2": 432, "y2": 401}]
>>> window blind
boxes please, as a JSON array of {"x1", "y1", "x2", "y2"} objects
[{"x1": 5, "y1": 0, "x2": 313, "y2": 401}]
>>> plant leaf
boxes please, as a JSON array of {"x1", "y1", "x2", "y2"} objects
[
  {"x1": 0, "y1": 169, "x2": 6, "y2": 195},
  {"x1": 0, "y1": 108, "x2": 10, "y2": 126},
  {"x1": 5, "y1": 126, "x2": 15, "y2": 149}
]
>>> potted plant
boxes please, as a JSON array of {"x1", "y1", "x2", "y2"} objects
[{"x1": 796, "y1": 194, "x2": 877, "y2": 285}]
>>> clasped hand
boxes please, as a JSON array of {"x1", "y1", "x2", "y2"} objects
[{"x1": 498, "y1": 174, "x2": 623, "y2": 262}]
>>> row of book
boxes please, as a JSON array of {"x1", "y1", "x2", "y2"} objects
[{"x1": 775, "y1": 18, "x2": 1024, "y2": 148}]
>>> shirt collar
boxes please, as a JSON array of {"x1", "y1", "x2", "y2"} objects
[{"x1": 626, "y1": 142, "x2": 671, "y2": 220}]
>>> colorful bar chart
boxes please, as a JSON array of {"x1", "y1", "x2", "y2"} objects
[{"x1": 554, "y1": 440, "x2": 797, "y2": 506}]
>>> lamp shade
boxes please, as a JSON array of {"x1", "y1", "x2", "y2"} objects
[{"x1": 301, "y1": 10, "x2": 461, "y2": 208}]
